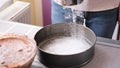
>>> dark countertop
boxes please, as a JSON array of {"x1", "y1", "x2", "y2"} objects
[
  {"x1": 82, "y1": 37, "x2": 120, "y2": 68},
  {"x1": 31, "y1": 38, "x2": 120, "y2": 68}
]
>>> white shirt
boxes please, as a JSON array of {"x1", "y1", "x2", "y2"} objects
[{"x1": 54, "y1": 0, "x2": 120, "y2": 11}]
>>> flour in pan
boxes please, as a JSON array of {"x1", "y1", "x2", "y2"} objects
[{"x1": 39, "y1": 36, "x2": 92, "y2": 55}]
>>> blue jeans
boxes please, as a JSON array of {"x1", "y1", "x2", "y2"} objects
[{"x1": 52, "y1": 0, "x2": 118, "y2": 39}]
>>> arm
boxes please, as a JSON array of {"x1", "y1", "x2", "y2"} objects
[{"x1": 54, "y1": 0, "x2": 84, "y2": 6}]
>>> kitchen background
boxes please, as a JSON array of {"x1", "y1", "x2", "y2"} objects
[
  {"x1": 0, "y1": 0, "x2": 119, "y2": 40},
  {"x1": 0, "y1": 0, "x2": 45, "y2": 26},
  {"x1": 13, "y1": 0, "x2": 51, "y2": 26}
]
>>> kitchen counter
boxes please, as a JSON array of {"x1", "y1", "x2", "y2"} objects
[{"x1": 0, "y1": 20, "x2": 120, "y2": 68}]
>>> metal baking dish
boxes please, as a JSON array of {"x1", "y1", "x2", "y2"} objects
[{"x1": 34, "y1": 23, "x2": 96, "y2": 68}]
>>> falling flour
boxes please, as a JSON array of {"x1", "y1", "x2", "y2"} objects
[{"x1": 39, "y1": 36, "x2": 92, "y2": 55}]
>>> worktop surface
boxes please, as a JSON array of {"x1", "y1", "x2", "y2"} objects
[{"x1": 0, "y1": 20, "x2": 120, "y2": 68}]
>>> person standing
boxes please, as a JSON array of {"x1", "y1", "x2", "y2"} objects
[{"x1": 52, "y1": 0, "x2": 120, "y2": 39}]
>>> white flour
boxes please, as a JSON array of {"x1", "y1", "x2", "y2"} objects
[{"x1": 39, "y1": 36, "x2": 92, "y2": 55}]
